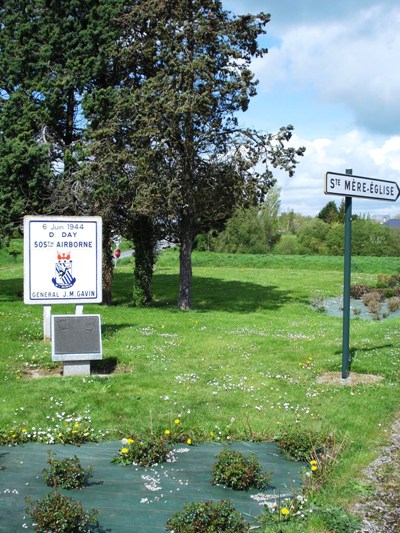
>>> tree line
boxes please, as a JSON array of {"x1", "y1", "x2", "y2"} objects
[
  {"x1": 200, "y1": 195, "x2": 400, "y2": 256},
  {"x1": 0, "y1": 0, "x2": 305, "y2": 308}
]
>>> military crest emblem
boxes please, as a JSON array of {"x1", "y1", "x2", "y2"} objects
[{"x1": 52, "y1": 252, "x2": 76, "y2": 289}]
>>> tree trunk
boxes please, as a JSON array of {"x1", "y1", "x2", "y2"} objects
[
  {"x1": 130, "y1": 215, "x2": 157, "y2": 307},
  {"x1": 102, "y1": 223, "x2": 114, "y2": 305},
  {"x1": 178, "y1": 213, "x2": 193, "y2": 310}
]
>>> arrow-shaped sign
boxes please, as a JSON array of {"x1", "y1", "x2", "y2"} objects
[{"x1": 325, "y1": 172, "x2": 400, "y2": 202}]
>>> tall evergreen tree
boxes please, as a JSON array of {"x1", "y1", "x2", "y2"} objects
[
  {"x1": 0, "y1": 0, "x2": 126, "y2": 301},
  {"x1": 112, "y1": 0, "x2": 305, "y2": 309},
  {"x1": 317, "y1": 201, "x2": 340, "y2": 224}
]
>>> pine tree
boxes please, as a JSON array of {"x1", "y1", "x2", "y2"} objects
[
  {"x1": 109, "y1": 0, "x2": 305, "y2": 309},
  {"x1": 0, "y1": 0, "x2": 126, "y2": 301}
]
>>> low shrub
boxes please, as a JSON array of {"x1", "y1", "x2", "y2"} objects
[
  {"x1": 43, "y1": 451, "x2": 93, "y2": 490},
  {"x1": 111, "y1": 435, "x2": 172, "y2": 467},
  {"x1": 350, "y1": 284, "x2": 371, "y2": 299},
  {"x1": 376, "y1": 274, "x2": 400, "y2": 289},
  {"x1": 387, "y1": 296, "x2": 400, "y2": 312},
  {"x1": 25, "y1": 491, "x2": 99, "y2": 532},
  {"x1": 275, "y1": 428, "x2": 331, "y2": 462},
  {"x1": 361, "y1": 291, "x2": 383, "y2": 306},
  {"x1": 166, "y1": 499, "x2": 249, "y2": 532},
  {"x1": 366, "y1": 299, "x2": 382, "y2": 316},
  {"x1": 212, "y1": 447, "x2": 272, "y2": 491}
]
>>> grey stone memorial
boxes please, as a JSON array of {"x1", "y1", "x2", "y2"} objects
[{"x1": 51, "y1": 315, "x2": 102, "y2": 376}]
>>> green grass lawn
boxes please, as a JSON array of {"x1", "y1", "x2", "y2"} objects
[{"x1": 1, "y1": 245, "x2": 399, "y2": 528}]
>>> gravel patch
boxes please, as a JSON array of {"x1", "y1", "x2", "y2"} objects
[{"x1": 353, "y1": 418, "x2": 400, "y2": 532}]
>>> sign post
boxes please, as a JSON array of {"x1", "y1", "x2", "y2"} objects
[
  {"x1": 24, "y1": 216, "x2": 102, "y2": 305},
  {"x1": 342, "y1": 171, "x2": 353, "y2": 378},
  {"x1": 324, "y1": 170, "x2": 400, "y2": 379},
  {"x1": 24, "y1": 216, "x2": 103, "y2": 376}
]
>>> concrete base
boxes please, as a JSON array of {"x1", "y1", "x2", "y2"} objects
[{"x1": 63, "y1": 361, "x2": 91, "y2": 376}]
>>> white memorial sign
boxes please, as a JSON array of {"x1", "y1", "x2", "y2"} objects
[{"x1": 24, "y1": 216, "x2": 102, "y2": 304}]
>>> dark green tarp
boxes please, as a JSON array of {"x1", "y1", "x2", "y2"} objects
[{"x1": 0, "y1": 441, "x2": 303, "y2": 532}]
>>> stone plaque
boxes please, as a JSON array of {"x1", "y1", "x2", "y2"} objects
[{"x1": 52, "y1": 315, "x2": 102, "y2": 361}]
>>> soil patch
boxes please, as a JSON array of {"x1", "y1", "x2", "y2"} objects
[
  {"x1": 22, "y1": 362, "x2": 132, "y2": 379},
  {"x1": 316, "y1": 372, "x2": 384, "y2": 386}
]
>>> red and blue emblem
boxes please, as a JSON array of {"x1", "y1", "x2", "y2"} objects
[{"x1": 52, "y1": 252, "x2": 76, "y2": 289}]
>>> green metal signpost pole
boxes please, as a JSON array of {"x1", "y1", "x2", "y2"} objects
[{"x1": 342, "y1": 169, "x2": 352, "y2": 378}]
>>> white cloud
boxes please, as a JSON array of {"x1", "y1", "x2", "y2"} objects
[
  {"x1": 223, "y1": 1, "x2": 400, "y2": 218},
  {"x1": 254, "y1": 5, "x2": 400, "y2": 135},
  {"x1": 370, "y1": 137, "x2": 400, "y2": 171},
  {"x1": 278, "y1": 131, "x2": 400, "y2": 217}
]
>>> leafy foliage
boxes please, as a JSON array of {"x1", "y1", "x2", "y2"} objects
[
  {"x1": 25, "y1": 491, "x2": 99, "y2": 532},
  {"x1": 111, "y1": 436, "x2": 172, "y2": 467},
  {"x1": 317, "y1": 201, "x2": 341, "y2": 224},
  {"x1": 318, "y1": 506, "x2": 361, "y2": 533},
  {"x1": 297, "y1": 219, "x2": 329, "y2": 254},
  {"x1": 350, "y1": 283, "x2": 372, "y2": 299},
  {"x1": 166, "y1": 499, "x2": 249, "y2": 532},
  {"x1": 216, "y1": 187, "x2": 281, "y2": 254},
  {"x1": 92, "y1": 1, "x2": 304, "y2": 308},
  {"x1": 275, "y1": 428, "x2": 331, "y2": 462},
  {"x1": 212, "y1": 448, "x2": 272, "y2": 491},
  {"x1": 43, "y1": 451, "x2": 93, "y2": 490}
]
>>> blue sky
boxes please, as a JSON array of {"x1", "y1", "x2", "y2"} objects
[{"x1": 224, "y1": 0, "x2": 400, "y2": 218}]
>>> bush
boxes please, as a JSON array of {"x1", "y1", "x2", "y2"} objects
[
  {"x1": 215, "y1": 203, "x2": 280, "y2": 255},
  {"x1": 212, "y1": 447, "x2": 272, "y2": 491},
  {"x1": 25, "y1": 491, "x2": 99, "y2": 532},
  {"x1": 275, "y1": 428, "x2": 332, "y2": 462},
  {"x1": 376, "y1": 274, "x2": 400, "y2": 288},
  {"x1": 112, "y1": 435, "x2": 172, "y2": 467},
  {"x1": 43, "y1": 451, "x2": 93, "y2": 490},
  {"x1": 362, "y1": 291, "x2": 383, "y2": 306},
  {"x1": 272, "y1": 234, "x2": 301, "y2": 255},
  {"x1": 166, "y1": 500, "x2": 249, "y2": 532},
  {"x1": 350, "y1": 284, "x2": 371, "y2": 299},
  {"x1": 387, "y1": 296, "x2": 400, "y2": 312}
]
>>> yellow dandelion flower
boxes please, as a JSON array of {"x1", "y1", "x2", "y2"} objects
[
  {"x1": 72, "y1": 430, "x2": 77, "y2": 434},
  {"x1": 187, "y1": 438, "x2": 192, "y2": 445},
  {"x1": 165, "y1": 429, "x2": 171, "y2": 435},
  {"x1": 127, "y1": 438, "x2": 134, "y2": 444},
  {"x1": 22, "y1": 428, "x2": 27, "y2": 433},
  {"x1": 210, "y1": 431, "x2": 214, "y2": 437},
  {"x1": 174, "y1": 418, "x2": 180, "y2": 425},
  {"x1": 281, "y1": 508, "x2": 290, "y2": 516},
  {"x1": 74, "y1": 423, "x2": 79, "y2": 428},
  {"x1": 310, "y1": 459, "x2": 317, "y2": 465},
  {"x1": 121, "y1": 447, "x2": 129, "y2": 454},
  {"x1": 311, "y1": 465, "x2": 318, "y2": 472}
]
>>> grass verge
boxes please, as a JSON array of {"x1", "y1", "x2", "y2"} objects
[{"x1": 1, "y1": 245, "x2": 399, "y2": 530}]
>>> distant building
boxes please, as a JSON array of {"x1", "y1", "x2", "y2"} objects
[
  {"x1": 383, "y1": 219, "x2": 400, "y2": 229},
  {"x1": 371, "y1": 214, "x2": 389, "y2": 224}
]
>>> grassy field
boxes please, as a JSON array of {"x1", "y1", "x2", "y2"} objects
[{"x1": 1, "y1": 244, "x2": 399, "y2": 528}]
